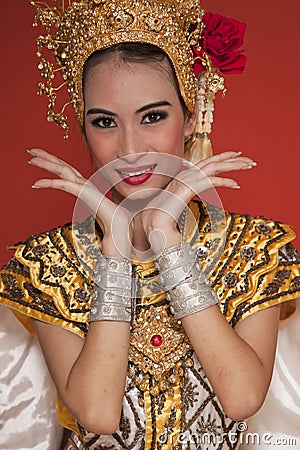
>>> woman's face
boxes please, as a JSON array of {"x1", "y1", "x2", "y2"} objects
[{"x1": 84, "y1": 57, "x2": 196, "y2": 202}]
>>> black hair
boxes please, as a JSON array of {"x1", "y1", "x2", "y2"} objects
[{"x1": 82, "y1": 42, "x2": 190, "y2": 117}]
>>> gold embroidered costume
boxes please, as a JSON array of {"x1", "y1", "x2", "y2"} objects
[
  {"x1": 2, "y1": 2, "x2": 297, "y2": 448},
  {"x1": 1, "y1": 200, "x2": 299, "y2": 449}
]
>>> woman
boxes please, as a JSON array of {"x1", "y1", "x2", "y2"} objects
[{"x1": 1, "y1": 1, "x2": 299, "y2": 449}]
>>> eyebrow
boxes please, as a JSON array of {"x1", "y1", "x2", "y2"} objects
[
  {"x1": 87, "y1": 108, "x2": 115, "y2": 116},
  {"x1": 136, "y1": 101, "x2": 171, "y2": 114},
  {"x1": 86, "y1": 101, "x2": 171, "y2": 116}
]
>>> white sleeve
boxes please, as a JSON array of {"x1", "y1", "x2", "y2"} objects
[
  {"x1": 0, "y1": 306, "x2": 64, "y2": 450},
  {"x1": 239, "y1": 298, "x2": 300, "y2": 449}
]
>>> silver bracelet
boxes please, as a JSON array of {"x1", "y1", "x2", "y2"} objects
[
  {"x1": 89, "y1": 255, "x2": 132, "y2": 323},
  {"x1": 154, "y1": 242, "x2": 199, "y2": 289},
  {"x1": 170, "y1": 273, "x2": 209, "y2": 300},
  {"x1": 89, "y1": 290, "x2": 131, "y2": 322},
  {"x1": 168, "y1": 284, "x2": 218, "y2": 319},
  {"x1": 155, "y1": 242, "x2": 218, "y2": 319}
]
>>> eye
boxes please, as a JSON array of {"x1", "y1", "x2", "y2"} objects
[
  {"x1": 91, "y1": 116, "x2": 116, "y2": 128},
  {"x1": 141, "y1": 110, "x2": 168, "y2": 124}
]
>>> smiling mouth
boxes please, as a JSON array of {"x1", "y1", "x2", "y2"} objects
[{"x1": 116, "y1": 164, "x2": 157, "y2": 178}]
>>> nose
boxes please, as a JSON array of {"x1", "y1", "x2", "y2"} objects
[{"x1": 117, "y1": 126, "x2": 146, "y2": 163}]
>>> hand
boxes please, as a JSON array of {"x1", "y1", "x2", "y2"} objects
[
  {"x1": 28, "y1": 148, "x2": 133, "y2": 257},
  {"x1": 138, "y1": 151, "x2": 256, "y2": 254}
]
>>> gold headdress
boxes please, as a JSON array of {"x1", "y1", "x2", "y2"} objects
[
  {"x1": 31, "y1": 0, "x2": 246, "y2": 159},
  {"x1": 31, "y1": 0, "x2": 204, "y2": 136}
]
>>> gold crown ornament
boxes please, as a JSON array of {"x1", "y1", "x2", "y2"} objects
[
  {"x1": 31, "y1": 0, "x2": 207, "y2": 138},
  {"x1": 30, "y1": 0, "x2": 246, "y2": 157}
]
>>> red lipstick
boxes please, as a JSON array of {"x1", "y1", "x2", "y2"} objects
[{"x1": 116, "y1": 164, "x2": 156, "y2": 186}]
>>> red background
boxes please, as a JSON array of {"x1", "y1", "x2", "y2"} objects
[{"x1": 0, "y1": 1, "x2": 299, "y2": 266}]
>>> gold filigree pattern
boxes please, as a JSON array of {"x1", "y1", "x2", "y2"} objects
[
  {"x1": 30, "y1": 0, "x2": 205, "y2": 135},
  {"x1": 0, "y1": 200, "x2": 299, "y2": 449},
  {"x1": 129, "y1": 306, "x2": 192, "y2": 395}
]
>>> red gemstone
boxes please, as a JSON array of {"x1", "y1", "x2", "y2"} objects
[{"x1": 150, "y1": 334, "x2": 163, "y2": 347}]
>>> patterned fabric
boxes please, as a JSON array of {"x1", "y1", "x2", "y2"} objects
[
  {"x1": 239, "y1": 301, "x2": 300, "y2": 449},
  {"x1": 0, "y1": 305, "x2": 64, "y2": 450},
  {"x1": 0, "y1": 200, "x2": 299, "y2": 450}
]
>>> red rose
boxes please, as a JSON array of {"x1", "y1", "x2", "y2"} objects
[{"x1": 193, "y1": 12, "x2": 247, "y2": 75}]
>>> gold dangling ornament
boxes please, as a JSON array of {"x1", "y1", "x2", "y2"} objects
[{"x1": 184, "y1": 53, "x2": 227, "y2": 164}]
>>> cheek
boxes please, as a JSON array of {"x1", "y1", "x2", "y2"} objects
[
  {"x1": 85, "y1": 129, "x2": 115, "y2": 168},
  {"x1": 145, "y1": 115, "x2": 186, "y2": 157},
  {"x1": 160, "y1": 122, "x2": 186, "y2": 156}
]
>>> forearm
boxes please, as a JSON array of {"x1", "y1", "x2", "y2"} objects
[
  {"x1": 152, "y1": 229, "x2": 279, "y2": 420},
  {"x1": 34, "y1": 235, "x2": 132, "y2": 434},
  {"x1": 63, "y1": 234, "x2": 132, "y2": 432},
  {"x1": 182, "y1": 305, "x2": 280, "y2": 420},
  {"x1": 65, "y1": 321, "x2": 130, "y2": 433},
  {"x1": 34, "y1": 318, "x2": 130, "y2": 435}
]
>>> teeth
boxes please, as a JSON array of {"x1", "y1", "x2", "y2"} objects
[{"x1": 119, "y1": 164, "x2": 156, "y2": 177}]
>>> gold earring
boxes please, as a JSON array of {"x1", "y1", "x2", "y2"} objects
[
  {"x1": 184, "y1": 55, "x2": 226, "y2": 164},
  {"x1": 184, "y1": 127, "x2": 213, "y2": 165}
]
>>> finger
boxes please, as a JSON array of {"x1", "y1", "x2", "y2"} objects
[
  {"x1": 32, "y1": 177, "x2": 111, "y2": 217},
  {"x1": 32, "y1": 178, "x2": 86, "y2": 196},
  {"x1": 203, "y1": 151, "x2": 242, "y2": 161},
  {"x1": 29, "y1": 155, "x2": 84, "y2": 182},
  {"x1": 29, "y1": 150, "x2": 84, "y2": 178},
  {"x1": 199, "y1": 158, "x2": 257, "y2": 177},
  {"x1": 195, "y1": 152, "x2": 256, "y2": 170},
  {"x1": 165, "y1": 161, "x2": 243, "y2": 193},
  {"x1": 194, "y1": 151, "x2": 242, "y2": 168},
  {"x1": 29, "y1": 157, "x2": 81, "y2": 182},
  {"x1": 154, "y1": 169, "x2": 240, "y2": 212},
  {"x1": 182, "y1": 155, "x2": 255, "y2": 177},
  {"x1": 139, "y1": 172, "x2": 240, "y2": 232},
  {"x1": 28, "y1": 148, "x2": 83, "y2": 178},
  {"x1": 30, "y1": 156, "x2": 132, "y2": 253},
  {"x1": 169, "y1": 175, "x2": 240, "y2": 200},
  {"x1": 208, "y1": 176, "x2": 240, "y2": 189}
]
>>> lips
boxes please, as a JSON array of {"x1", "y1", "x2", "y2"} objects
[
  {"x1": 115, "y1": 164, "x2": 157, "y2": 185},
  {"x1": 116, "y1": 164, "x2": 157, "y2": 177}
]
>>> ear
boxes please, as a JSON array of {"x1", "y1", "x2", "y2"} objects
[{"x1": 184, "y1": 103, "x2": 198, "y2": 138}]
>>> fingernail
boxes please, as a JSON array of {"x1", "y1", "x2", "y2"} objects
[
  {"x1": 230, "y1": 151, "x2": 242, "y2": 158},
  {"x1": 243, "y1": 163, "x2": 257, "y2": 169},
  {"x1": 182, "y1": 160, "x2": 193, "y2": 167},
  {"x1": 27, "y1": 149, "x2": 35, "y2": 155},
  {"x1": 31, "y1": 185, "x2": 41, "y2": 189},
  {"x1": 232, "y1": 185, "x2": 241, "y2": 189}
]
